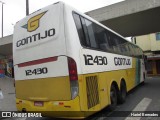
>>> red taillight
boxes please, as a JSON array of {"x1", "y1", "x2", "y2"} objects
[
  {"x1": 68, "y1": 57, "x2": 79, "y2": 99},
  {"x1": 68, "y1": 57, "x2": 78, "y2": 81}
]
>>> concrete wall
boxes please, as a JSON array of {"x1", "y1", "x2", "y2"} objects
[
  {"x1": 86, "y1": 0, "x2": 160, "y2": 37},
  {"x1": 0, "y1": 35, "x2": 13, "y2": 56},
  {"x1": 0, "y1": 35, "x2": 13, "y2": 46},
  {"x1": 136, "y1": 35, "x2": 151, "y2": 51},
  {"x1": 86, "y1": 0, "x2": 160, "y2": 22},
  {"x1": 136, "y1": 33, "x2": 160, "y2": 52}
]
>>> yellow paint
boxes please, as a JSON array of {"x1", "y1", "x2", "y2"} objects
[
  {"x1": 27, "y1": 11, "x2": 47, "y2": 32},
  {"x1": 16, "y1": 97, "x2": 84, "y2": 118},
  {"x1": 15, "y1": 58, "x2": 138, "y2": 118},
  {"x1": 15, "y1": 76, "x2": 71, "y2": 100}
]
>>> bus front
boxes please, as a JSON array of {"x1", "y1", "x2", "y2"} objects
[{"x1": 13, "y1": 3, "x2": 82, "y2": 118}]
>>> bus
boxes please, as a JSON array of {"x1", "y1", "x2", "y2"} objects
[{"x1": 13, "y1": 1, "x2": 146, "y2": 118}]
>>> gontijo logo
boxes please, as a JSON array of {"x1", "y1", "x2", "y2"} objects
[
  {"x1": 22, "y1": 11, "x2": 47, "y2": 32},
  {"x1": 16, "y1": 10, "x2": 55, "y2": 48}
]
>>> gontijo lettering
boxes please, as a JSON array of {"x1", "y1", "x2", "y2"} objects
[
  {"x1": 16, "y1": 28, "x2": 55, "y2": 47},
  {"x1": 114, "y1": 57, "x2": 131, "y2": 66}
]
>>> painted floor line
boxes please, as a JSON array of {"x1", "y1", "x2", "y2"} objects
[{"x1": 125, "y1": 97, "x2": 152, "y2": 120}]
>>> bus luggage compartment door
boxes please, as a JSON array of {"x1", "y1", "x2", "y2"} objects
[{"x1": 15, "y1": 56, "x2": 72, "y2": 101}]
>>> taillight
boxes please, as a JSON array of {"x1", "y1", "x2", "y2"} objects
[
  {"x1": 68, "y1": 58, "x2": 78, "y2": 81},
  {"x1": 68, "y1": 57, "x2": 78, "y2": 99}
]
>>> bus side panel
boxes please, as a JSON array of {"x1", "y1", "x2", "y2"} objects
[
  {"x1": 135, "y1": 58, "x2": 145, "y2": 86},
  {"x1": 63, "y1": 5, "x2": 91, "y2": 112},
  {"x1": 126, "y1": 57, "x2": 136, "y2": 91},
  {"x1": 79, "y1": 69, "x2": 132, "y2": 111},
  {"x1": 79, "y1": 49, "x2": 132, "y2": 110}
]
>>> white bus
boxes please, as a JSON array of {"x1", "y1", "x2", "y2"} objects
[{"x1": 13, "y1": 2, "x2": 146, "y2": 118}]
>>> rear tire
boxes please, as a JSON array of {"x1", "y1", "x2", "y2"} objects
[
  {"x1": 118, "y1": 81, "x2": 127, "y2": 104},
  {"x1": 109, "y1": 85, "x2": 117, "y2": 111}
]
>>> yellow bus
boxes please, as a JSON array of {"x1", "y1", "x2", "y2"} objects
[{"x1": 13, "y1": 1, "x2": 146, "y2": 118}]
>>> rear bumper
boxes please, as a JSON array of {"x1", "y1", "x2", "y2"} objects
[{"x1": 16, "y1": 96, "x2": 86, "y2": 118}]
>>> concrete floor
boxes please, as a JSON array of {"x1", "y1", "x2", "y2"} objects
[
  {"x1": 0, "y1": 77, "x2": 160, "y2": 120},
  {"x1": 0, "y1": 77, "x2": 16, "y2": 111}
]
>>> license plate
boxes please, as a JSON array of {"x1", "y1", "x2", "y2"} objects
[{"x1": 34, "y1": 101, "x2": 43, "y2": 107}]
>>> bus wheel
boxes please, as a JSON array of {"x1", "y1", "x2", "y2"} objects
[
  {"x1": 118, "y1": 81, "x2": 127, "y2": 104},
  {"x1": 109, "y1": 84, "x2": 117, "y2": 111}
]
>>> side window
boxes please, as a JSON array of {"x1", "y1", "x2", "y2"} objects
[
  {"x1": 131, "y1": 45, "x2": 136, "y2": 57},
  {"x1": 92, "y1": 24, "x2": 110, "y2": 51},
  {"x1": 105, "y1": 31, "x2": 114, "y2": 52},
  {"x1": 109, "y1": 33, "x2": 123, "y2": 54},
  {"x1": 73, "y1": 12, "x2": 137, "y2": 57},
  {"x1": 128, "y1": 43, "x2": 134, "y2": 56},
  {"x1": 103, "y1": 31, "x2": 112, "y2": 51},
  {"x1": 108, "y1": 32, "x2": 117, "y2": 52},
  {"x1": 132, "y1": 45, "x2": 142, "y2": 58},
  {"x1": 80, "y1": 17, "x2": 90, "y2": 47},
  {"x1": 138, "y1": 48, "x2": 143, "y2": 59},
  {"x1": 84, "y1": 19, "x2": 99, "y2": 49},
  {"x1": 73, "y1": 13, "x2": 89, "y2": 47},
  {"x1": 119, "y1": 39, "x2": 129, "y2": 56},
  {"x1": 136, "y1": 47, "x2": 140, "y2": 58}
]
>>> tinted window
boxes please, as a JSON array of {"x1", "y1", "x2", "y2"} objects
[
  {"x1": 73, "y1": 12, "x2": 143, "y2": 58},
  {"x1": 85, "y1": 19, "x2": 99, "y2": 49},
  {"x1": 80, "y1": 17, "x2": 90, "y2": 47},
  {"x1": 92, "y1": 24, "x2": 110, "y2": 51},
  {"x1": 73, "y1": 13, "x2": 87, "y2": 47},
  {"x1": 128, "y1": 43, "x2": 134, "y2": 56}
]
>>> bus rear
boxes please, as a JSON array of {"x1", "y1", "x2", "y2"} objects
[{"x1": 13, "y1": 2, "x2": 81, "y2": 117}]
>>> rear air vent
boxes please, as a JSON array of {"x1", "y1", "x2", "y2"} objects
[{"x1": 86, "y1": 76, "x2": 99, "y2": 109}]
